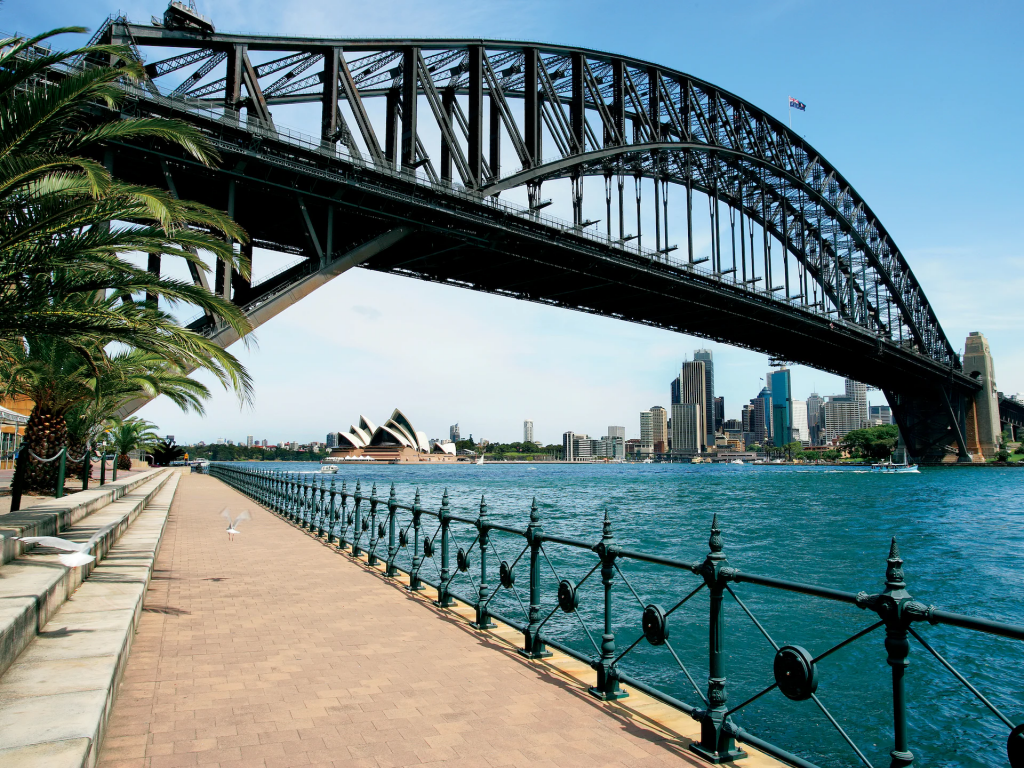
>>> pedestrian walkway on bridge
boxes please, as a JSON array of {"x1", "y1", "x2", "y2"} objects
[{"x1": 98, "y1": 474, "x2": 781, "y2": 768}]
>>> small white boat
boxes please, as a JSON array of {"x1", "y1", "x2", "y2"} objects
[
  {"x1": 730, "y1": 459, "x2": 744, "y2": 465},
  {"x1": 872, "y1": 459, "x2": 919, "y2": 474},
  {"x1": 319, "y1": 465, "x2": 338, "y2": 474},
  {"x1": 476, "y1": 454, "x2": 485, "y2": 465},
  {"x1": 642, "y1": 457, "x2": 654, "y2": 464}
]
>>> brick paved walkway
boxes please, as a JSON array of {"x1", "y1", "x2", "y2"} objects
[{"x1": 96, "y1": 474, "x2": 736, "y2": 768}]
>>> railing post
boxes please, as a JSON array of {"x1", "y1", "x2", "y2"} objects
[
  {"x1": 881, "y1": 538, "x2": 915, "y2": 768},
  {"x1": 385, "y1": 483, "x2": 398, "y2": 577},
  {"x1": 55, "y1": 447, "x2": 67, "y2": 499},
  {"x1": 691, "y1": 514, "x2": 746, "y2": 763},
  {"x1": 519, "y1": 498, "x2": 550, "y2": 658},
  {"x1": 81, "y1": 445, "x2": 90, "y2": 491},
  {"x1": 111, "y1": 452, "x2": 118, "y2": 481},
  {"x1": 472, "y1": 495, "x2": 496, "y2": 629},
  {"x1": 435, "y1": 489, "x2": 455, "y2": 607},
  {"x1": 99, "y1": 452, "x2": 107, "y2": 485},
  {"x1": 326, "y1": 478, "x2": 338, "y2": 543},
  {"x1": 367, "y1": 483, "x2": 379, "y2": 566},
  {"x1": 408, "y1": 488, "x2": 424, "y2": 591},
  {"x1": 352, "y1": 479, "x2": 362, "y2": 557},
  {"x1": 338, "y1": 481, "x2": 349, "y2": 550},
  {"x1": 590, "y1": 509, "x2": 626, "y2": 700}
]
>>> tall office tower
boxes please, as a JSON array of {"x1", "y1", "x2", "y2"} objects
[
  {"x1": 450, "y1": 423, "x2": 461, "y2": 441},
  {"x1": 650, "y1": 406, "x2": 668, "y2": 453},
  {"x1": 606, "y1": 426, "x2": 626, "y2": 459},
  {"x1": 562, "y1": 431, "x2": 576, "y2": 461},
  {"x1": 524, "y1": 420, "x2": 534, "y2": 443},
  {"x1": 246, "y1": 435, "x2": 254, "y2": 447},
  {"x1": 805, "y1": 393, "x2": 824, "y2": 444},
  {"x1": 639, "y1": 411, "x2": 654, "y2": 455},
  {"x1": 741, "y1": 404, "x2": 754, "y2": 433},
  {"x1": 790, "y1": 400, "x2": 808, "y2": 445},
  {"x1": 753, "y1": 387, "x2": 772, "y2": 445},
  {"x1": 672, "y1": 360, "x2": 708, "y2": 451},
  {"x1": 608, "y1": 426, "x2": 625, "y2": 439},
  {"x1": 693, "y1": 349, "x2": 715, "y2": 445},
  {"x1": 844, "y1": 379, "x2": 868, "y2": 429},
  {"x1": 325, "y1": 432, "x2": 340, "y2": 449},
  {"x1": 823, "y1": 396, "x2": 864, "y2": 442},
  {"x1": 769, "y1": 368, "x2": 792, "y2": 446},
  {"x1": 869, "y1": 405, "x2": 893, "y2": 426},
  {"x1": 671, "y1": 402, "x2": 700, "y2": 455},
  {"x1": 713, "y1": 397, "x2": 724, "y2": 433}
]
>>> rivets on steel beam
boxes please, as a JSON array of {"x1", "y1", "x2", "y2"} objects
[
  {"x1": 642, "y1": 604, "x2": 669, "y2": 646},
  {"x1": 774, "y1": 645, "x2": 818, "y2": 701}
]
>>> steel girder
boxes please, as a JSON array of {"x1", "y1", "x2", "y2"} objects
[{"x1": 108, "y1": 22, "x2": 957, "y2": 376}]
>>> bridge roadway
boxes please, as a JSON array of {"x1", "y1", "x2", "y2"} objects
[{"x1": 97, "y1": 472, "x2": 784, "y2": 768}]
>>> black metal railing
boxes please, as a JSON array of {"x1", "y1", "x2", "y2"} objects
[
  {"x1": 7, "y1": 444, "x2": 116, "y2": 511},
  {"x1": 209, "y1": 463, "x2": 1024, "y2": 768}
]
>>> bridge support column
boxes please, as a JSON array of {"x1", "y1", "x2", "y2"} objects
[{"x1": 962, "y1": 332, "x2": 1002, "y2": 459}]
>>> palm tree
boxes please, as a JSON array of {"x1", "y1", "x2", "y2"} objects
[
  {"x1": 107, "y1": 417, "x2": 161, "y2": 470},
  {"x1": 0, "y1": 337, "x2": 215, "y2": 491},
  {"x1": 0, "y1": 28, "x2": 253, "y2": 389}
]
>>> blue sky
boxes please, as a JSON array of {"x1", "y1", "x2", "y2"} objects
[{"x1": 10, "y1": 0, "x2": 1023, "y2": 445}]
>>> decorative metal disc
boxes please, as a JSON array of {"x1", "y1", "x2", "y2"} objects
[
  {"x1": 774, "y1": 645, "x2": 818, "y2": 701},
  {"x1": 399, "y1": 529, "x2": 408, "y2": 547},
  {"x1": 457, "y1": 548, "x2": 470, "y2": 572},
  {"x1": 557, "y1": 579, "x2": 578, "y2": 613},
  {"x1": 361, "y1": 518, "x2": 369, "y2": 531},
  {"x1": 423, "y1": 537, "x2": 434, "y2": 557},
  {"x1": 377, "y1": 522, "x2": 386, "y2": 539},
  {"x1": 642, "y1": 604, "x2": 669, "y2": 646},
  {"x1": 1009, "y1": 723, "x2": 1024, "y2": 768},
  {"x1": 499, "y1": 560, "x2": 515, "y2": 589},
  {"x1": 347, "y1": 513, "x2": 354, "y2": 525}
]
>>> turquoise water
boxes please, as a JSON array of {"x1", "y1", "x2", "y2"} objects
[{"x1": 234, "y1": 462, "x2": 1023, "y2": 767}]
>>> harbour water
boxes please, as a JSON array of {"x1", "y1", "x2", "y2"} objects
[{"x1": 236, "y1": 461, "x2": 1023, "y2": 767}]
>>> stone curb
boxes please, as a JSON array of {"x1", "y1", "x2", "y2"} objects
[
  {"x1": 0, "y1": 471, "x2": 179, "y2": 767},
  {"x1": 0, "y1": 470, "x2": 172, "y2": 679}
]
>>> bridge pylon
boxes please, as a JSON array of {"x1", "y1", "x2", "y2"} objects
[{"x1": 962, "y1": 332, "x2": 1002, "y2": 460}]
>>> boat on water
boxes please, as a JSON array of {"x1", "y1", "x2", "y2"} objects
[
  {"x1": 730, "y1": 459, "x2": 744, "y2": 465},
  {"x1": 642, "y1": 457, "x2": 654, "y2": 464},
  {"x1": 872, "y1": 459, "x2": 919, "y2": 474},
  {"x1": 319, "y1": 465, "x2": 338, "y2": 474},
  {"x1": 476, "y1": 454, "x2": 485, "y2": 465}
]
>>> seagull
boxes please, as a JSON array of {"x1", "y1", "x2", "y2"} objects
[
  {"x1": 221, "y1": 508, "x2": 250, "y2": 541},
  {"x1": 17, "y1": 523, "x2": 113, "y2": 567}
]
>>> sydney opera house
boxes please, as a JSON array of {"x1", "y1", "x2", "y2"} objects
[{"x1": 324, "y1": 409, "x2": 458, "y2": 464}]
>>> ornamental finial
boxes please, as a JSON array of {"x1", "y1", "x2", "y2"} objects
[{"x1": 709, "y1": 514, "x2": 723, "y2": 553}]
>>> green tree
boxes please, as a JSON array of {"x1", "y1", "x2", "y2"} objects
[
  {"x1": 0, "y1": 28, "x2": 253, "y2": 384},
  {"x1": 823, "y1": 449, "x2": 842, "y2": 462},
  {"x1": 152, "y1": 439, "x2": 184, "y2": 466},
  {"x1": 107, "y1": 417, "x2": 161, "y2": 470},
  {"x1": 841, "y1": 426, "x2": 899, "y2": 460}
]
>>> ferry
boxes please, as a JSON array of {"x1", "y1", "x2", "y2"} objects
[
  {"x1": 319, "y1": 465, "x2": 338, "y2": 474},
  {"x1": 872, "y1": 459, "x2": 919, "y2": 474}
]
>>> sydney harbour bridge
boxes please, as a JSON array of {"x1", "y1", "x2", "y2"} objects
[{"x1": 69, "y1": 6, "x2": 1021, "y2": 460}]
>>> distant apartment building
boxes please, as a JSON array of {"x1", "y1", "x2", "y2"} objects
[
  {"x1": 639, "y1": 411, "x2": 654, "y2": 455},
  {"x1": 326, "y1": 432, "x2": 341, "y2": 449},
  {"x1": 650, "y1": 406, "x2": 668, "y2": 454},
  {"x1": 450, "y1": 423, "x2": 461, "y2": 441},
  {"x1": 845, "y1": 379, "x2": 869, "y2": 428},
  {"x1": 672, "y1": 359, "x2": 708, "y2": 453},
  {"x1": 823, "y1": 398, "x2": 863, "y2": 442},
  {"x1": 246, "y1": 435, "x2": 254, "y2": 447},
  {"x1": 791, "y1": 400, "x2": 809, "y2": 445},
  {"x1": 869, "y1": 405, "x2": 894, "y2": 426},
  {"x1": 523, "y1": 419, "x2": 534, "y2": 443}
]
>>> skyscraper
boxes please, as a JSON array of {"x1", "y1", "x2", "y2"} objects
[
  {"x1": 769, "y1": 368, "x2": 792, "y2": 446},
  {"x1": 845, "y1": 379, "x2": 868, "y2": 429},
  {"x1": 639, "y1": 411, "x2": 654, "y2": 455},
  {"x1": 824, "y1": 397, "x2": 863, "y2": 442},
  {"x1": 693, "y1": 349, "x2": 715, "y2": 446},
  {"x1": 246, "y1": 435, "x2": 254, "y2": 447},
  {"x1": 671, "y1": 403, "x2": 700, "y2": 455},
  {"x1": 650, "y1": 406, "x2": 668, "y2": 454},
  {"x1": 791, "y1": 400, "x2": 808, "y2": 445},
  {"x1": 326, "y1": 432, "x2": 341, "y2": 448},
  {"x1": 671, "y1": 359, "x2": 708, "y2": 452},
  {"x1": 450, "y1": 423, "x2": 461, "y2": 441},
  {"x1": 753, "y1": 387, "x2": 772, "y2": 446},
  {"x1": 806, "y1": 393, "x2": 824, "y2": 445},
  {"x1": 524, "y1": 420, "x2": 534, "y2": 443},
  {"x1": 713, "y1": 396, "x2": 724, "y2": 434},
  {"x1": 562, "y1": 431, "x2": 576, "y2": 461}
]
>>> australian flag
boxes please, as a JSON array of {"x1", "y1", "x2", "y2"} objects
[{"x1": 789, "y1": 97, "x2": 806, "y2": 111}]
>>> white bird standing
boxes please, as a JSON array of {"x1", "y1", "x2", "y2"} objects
[
  {"x1": 221, "y1": 508, "x2": 250, "y2": 541},
  {"x1": 17, "y1": 523, "x2": 113, "y2": 567}
]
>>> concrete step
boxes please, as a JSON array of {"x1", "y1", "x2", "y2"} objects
[
  {"x1": 0, "y1": 471, "x2": 179, "y2": 767},
  {"x1": 0, "y1": 468, "x2": 167, "y2": 567},
  {"x1": 0, "y1": 470, "x2": 172, "y2": 680}
]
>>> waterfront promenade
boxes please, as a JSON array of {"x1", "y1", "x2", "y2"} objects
[{"x1": 97, "y1": 473, "x2": 781, "y2": 768}]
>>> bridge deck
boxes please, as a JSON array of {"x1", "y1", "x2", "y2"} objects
[{"x1": 97, "y1": 473, "x2": 783, "y2": 768}]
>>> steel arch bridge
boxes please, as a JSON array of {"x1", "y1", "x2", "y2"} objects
[{"x1": 80, "y1": 15, "x2": 985, "y2": 460}]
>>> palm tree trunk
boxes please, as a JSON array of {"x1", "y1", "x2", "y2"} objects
[
  {"x1": 117, "y1": 452, "x2": 132, "y2": 471},
  {"x1": 22, "y1": 409, "x2": 68, "y2": 494}
]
